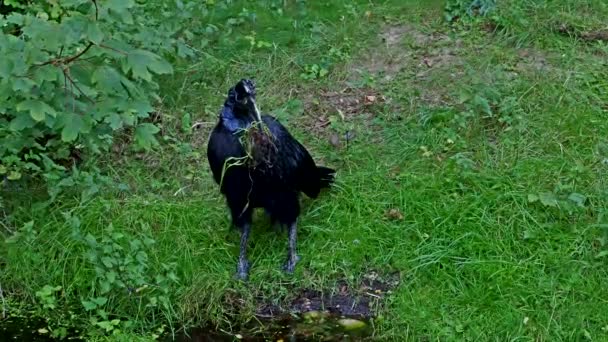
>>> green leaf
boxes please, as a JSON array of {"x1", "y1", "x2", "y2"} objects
[
  {"x1": 596, "y1": 250, "x2": 608, "y2": 259},
  {"x1": 5, "y1": 13, "x2": 25, "y2": 26},
  {"x1": 9, "y1": 114, "x2": 36, "y2": 130},
  {"x1": 96, "y1": 321, "x2": 115, "y2": 332},
  {"x1": 105, "y1": 113, "x2": 123, "y2": 130},
  {"x1": 91, "y1": 65, "x2": 122, "y2": 92},
  {"x1": 473, "y1": 95, "x2": 492, "y2": 116},
  {"x1": 106, "y1": 271, "x2": 117, "y2": 284},
  {"x1": 527, "y1": 194, "x2": 539, "y2": 203},
  {"x1": 127, "y1": 50, "x2": 173, "y2": 81},
  {"x1": 567, "y1": 193, "x2": 586, "y2": 207},
  {"x1": 93, "y1": 297, "x2": 108, "y2": 306},
  {"x1": 130, "y1": 99, "x2": 153, "y2": 118},
  {"x1": 101, "y1": 256, "x2": 114, "y2": 268},
  {"x1": 106, "y1": 0, "x2": 135, "y2": 13},
  {"x1": 82, "y1": 300, "x2": 97, "y2": 311},
  {"x1": 12, "y1": 78, "x2": 37, "y2": 92},
  {"x1": 134, "y1": 123, "x2": 160, "y2": 150},
  {"x1": 17, "y1": 100, "x2": 56, "y2": 122},
  {"x1": 0, "y1": 59, "x2": 14, "y2": 78},
  {"x1": 33, "y1": 65, "x2": 61, "y2": 83},
  {"x1": 539, "y1": 192, "x2": 558, "y2": 207},
  {"x1": 86, "y1": 22, "x2": 104, "y2": 44},
  {"x1": 61, "y1": 113, "x2": 85, "y2": 142},
  {"x1": 100, "y1": 280, "x2": 111, "y2": 294},
  {"x1": 7, "y1": 170, "x2": 21, "y2": 180}
]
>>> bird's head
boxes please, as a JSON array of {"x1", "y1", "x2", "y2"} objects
[{"x1": 229, "y1": 79, "x2": 262, "y2": 123}]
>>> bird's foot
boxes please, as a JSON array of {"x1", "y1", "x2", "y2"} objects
[
  {"x1": 235, "y1": 260, "x2": 250, "y2": 280},
  {"x1": 282, "y1": 255, "x2": 301, "y2": 274}
]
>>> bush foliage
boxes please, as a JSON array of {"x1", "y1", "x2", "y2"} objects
[{"x1": 0, "y1": 0, "x2": 205, "y2": 195}]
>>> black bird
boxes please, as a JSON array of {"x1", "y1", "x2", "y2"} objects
[{"x1": 207, "y1": 79, "x2": 335, "y2": 280}]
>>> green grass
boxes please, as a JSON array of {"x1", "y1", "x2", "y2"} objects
[{"x1": 2, "y1": 0, "x2": 608, "y2": 340}]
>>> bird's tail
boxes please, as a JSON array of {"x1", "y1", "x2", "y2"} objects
[{"x1": 317, "y1": 166, "x2": 336, "y2": 188}]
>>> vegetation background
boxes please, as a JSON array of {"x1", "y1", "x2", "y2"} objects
[{"x1": 0, "y1": 0, "x2": 607, "y2": 340}]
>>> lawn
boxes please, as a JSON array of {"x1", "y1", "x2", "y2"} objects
[{"x1": 1, "y1": 0, "x2": 608, "y2": 340}]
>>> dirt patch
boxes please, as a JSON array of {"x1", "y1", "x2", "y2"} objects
[
  {"x1": 291, "y1": 24, "x2": 469, "y2": 137},
  {"x1": 256, "y1": 270, "x2": 400, "y2": 319},
  {"x1": 581, "y1": 30, "x2": 608, "y2": 42},
  {"x1": 350, "y1": 24, "x2": 467, "y2": 109},
  {"x1": 353, "y1": 24, "x2": 464, "y2": 83},
  {"x1": 516, "y1": 48, "x2": 551, "y2": 72},
  {"x1": 298, "y1": 86, "x2": 386, "y2": 135},
  {"x1": 556, "y1": 23, "x2": 608, "y2": 43},
  {"x1": 381, "y1": 25, "x2": 429, "y2": 47}
]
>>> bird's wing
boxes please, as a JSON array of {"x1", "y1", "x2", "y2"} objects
[
  {"x1": 262, "y1": 115, "x2": 321, "y2": 197},
  {"x1": 207, "y1": 123, "x2": 247, "y2": 187}
]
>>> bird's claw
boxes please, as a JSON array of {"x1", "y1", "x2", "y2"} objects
[
  {"x1": 282, "y1": 255, "x2": 301, "y2": 274},
  {"x1": 235, "y1": 260, "x2": 250, "y2": 280}
]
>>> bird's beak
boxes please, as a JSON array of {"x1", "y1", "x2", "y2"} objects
[{"x1": 247, "y1": 96, "x2": 263, "y2": 124}]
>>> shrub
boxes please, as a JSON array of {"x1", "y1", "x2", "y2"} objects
[{"x1": 0, "y1": 0, "x2": 186, "y2": 197}]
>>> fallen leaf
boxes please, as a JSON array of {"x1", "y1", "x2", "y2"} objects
[
  {"x1": 338, "y1": 318, "x2": 367, "y2": 330},
  {"x1": 539, "y1": 192, "x2": 558, "y2": 207},
  {"x1": 329, "y1": 133, "x2": 341, "y2": 147},
  {"x1": 303, "y1": 311, "x2": 321, "y2": 320},
  {"x1": 364, "y1": 95, "x2": 377, "y2": 104},
  {"x1": 386, "y1": 208, "x2": 404, "y2": 221},
  {"x1": 337, "y1": 109, "x2": 345, "y2": 120}
]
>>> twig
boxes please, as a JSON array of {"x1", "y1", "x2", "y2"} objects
[
  {"x1": 64, "y1": 67, "x2": 95, "y2": 104},
  {"x1": 35, "y1": 0, "x2": 99, "y2": 67},
  {"x1": 92, "y1": 0, "x2": 98, "y2": 20},
  {"x1": 365, "y1": 292, "x2": 382, "y2": 299},
  {"x1": 191, "y1": 122, "x2": 214, "y2": 130},
  {"x1": 173, "y1": 186, "x2": 191, "y2": 197},
  {"x1": 98, "y1": 43, "x2": 128, "y2": 56},
  {"x1": 63, "y1": 43, "x2": 94, "y2": 65}
]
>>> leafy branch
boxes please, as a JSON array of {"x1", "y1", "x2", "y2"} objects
[
  {"x1": 0, "y1": 0, "x2": 177, "y2": 191},
  {"x1": 36, "y1": 0, "x2": 98, "y2": 68}
]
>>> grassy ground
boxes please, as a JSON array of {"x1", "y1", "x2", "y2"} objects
[{"x1": 2, "y1": 0, "x2": 608, "y2": 340}]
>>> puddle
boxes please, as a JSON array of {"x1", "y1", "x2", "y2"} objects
[
  {"x1": 172, "y1": 272, "x2": 398, "y2": 341},
  {"x1": 2, "y1": 272, "x2": 395, "y2": 341},
  {"x1": 168, "y1": 313, "x2": 372, "y2": 341},
  {"x1": 1, "y1": 314, "x2": 371, "y2": 341},
  {"x1": 0, "y1": 316, "x2": 82, "y2": 342}
]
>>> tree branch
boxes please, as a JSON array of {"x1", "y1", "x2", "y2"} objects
[
  {"x1": 35, "y1": 0, "x2": 99, "y2": 67},
  {"x1": 98, "y1": 43, "x2": 128, "y2": 56},
  {"x1": 64, "y1": 68, "x2": 95, "y2": 104}
]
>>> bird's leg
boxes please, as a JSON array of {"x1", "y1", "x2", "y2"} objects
[
  {"x1": 236, "y1": 223, "x2": 251, "y2": 280},
  {"x1": 283, "y1": 222, "x2": 301, "y2": 274}
]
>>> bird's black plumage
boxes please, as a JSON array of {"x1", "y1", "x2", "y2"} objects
[{"x1": 207, "y1": 79, "x2": 335, "y2": 279}]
